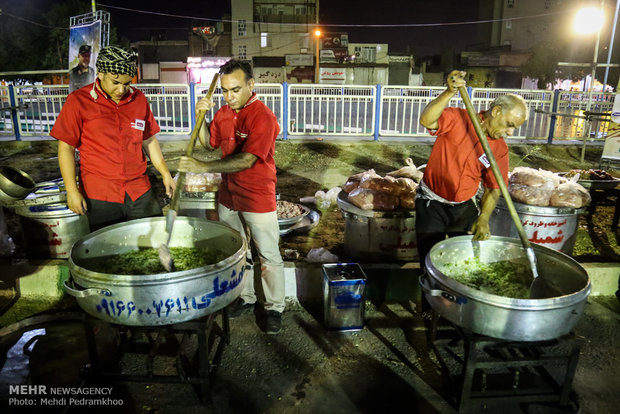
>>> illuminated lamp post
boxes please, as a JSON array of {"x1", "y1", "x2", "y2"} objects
[
  {"x1": 314, "y1": 28, "x2": 322, "y2": 84},
  {"x1": 573, "y1": 3, "x2": 605, "y2": 162}
]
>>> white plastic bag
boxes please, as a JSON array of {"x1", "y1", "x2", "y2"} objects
[
  {"x1": 315, "y1": 187, "x2": 342, "y2": 208},
  {"x1": 305, "y1": 247, "x2": 339, "y2": 263}
]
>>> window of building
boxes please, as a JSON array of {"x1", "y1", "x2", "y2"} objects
[
  {"x1": 545, "y1": 0, "x2": 551, "y2": 8},
  {"x1": 295, "y1": 5, "x2": 307, "y2": 15},
  {"x1": 506, "y1": 21, "x2": 512, "y2": 30},
  {"x1": 299, "y1": 33, "x2": 309, "y2": 50},
  {"x1": 354, "y1": 46, "x2": 377, "y2": 63},
  {"x1": 507, "y1": 0, "x2": 515, "y2": 7},
  {"x1": 238, "y1": 20, "x2": 246, "y2": 37},
  {"x1": 238, "y1": 45, "x2": 247, "y2": 60},
  {"x1": 261, "y1": 33, "x2": 271, "y2": 48}
]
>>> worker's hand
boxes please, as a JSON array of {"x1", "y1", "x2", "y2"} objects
[
  {"x1": 195, "y1": 96, "x2": 215, "y2": 117},
  {"x1": 178, "y1": 156, "x2": 207, "y2": 173},
  {"x1": 66, "y1": 189, "x2": 87, "y2": 215},
  {"x1": 470, "y1": 217, "x2": 491, "y2": 241},
  {"x1": 162, "y1": 173, "x2": 176, "y2": 198},
  {"x1": 447, "y1": 70, "x2": 467, "y2": 93}
]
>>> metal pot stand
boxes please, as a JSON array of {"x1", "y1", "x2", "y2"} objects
[
  {"x1": 81, "y1": 308, "x2": 230, "y2": 405},
  {"x1": 428, "y1": 311, "x2": 582, "y2": 414},
  {"x1": 0, "y1": 310, "x2": 230, "y2": 408}
]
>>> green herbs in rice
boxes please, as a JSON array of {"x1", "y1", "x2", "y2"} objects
[
  {"x1": 440, "y1": 257, "x2": 531, "y2": 299},
  {"x1": 97, "y1": 247, "x2": 227, "y2": 275}
]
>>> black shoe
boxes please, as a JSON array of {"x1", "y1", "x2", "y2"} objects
[
  {"x1": 227, "y1": 298, "x2": 254, "y2": 318},
  {"x1": 264, "y1": 310, "x2": 282, "y2": 335}
]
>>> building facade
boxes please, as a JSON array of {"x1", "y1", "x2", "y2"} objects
[{"x1": 231, "y1": 0, "x2": 317, "y2": 60}]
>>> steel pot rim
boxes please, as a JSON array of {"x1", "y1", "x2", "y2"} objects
[
  {"x1": 424, "y1": 235, "x2": 592, "y2": 308},
  {"x1": 497, "y1": 196, "x2": 586, "y2": 215},
  {"x1": 69, "y1": 246, "x2": 246, "y2": 286},
  {"x1": 68, "y1": 216, "x2": 247, "y2": 286},
  {"x1": 423, "y1": 270, "x2": 591, "y2": 311}
]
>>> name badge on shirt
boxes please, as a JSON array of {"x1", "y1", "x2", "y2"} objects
[
  {"x1": 478, "y1": 154, "x2": 491, "y2": 168},
  {"x1": 132, "y1": 119, "x2": 145, "y2": 131}
]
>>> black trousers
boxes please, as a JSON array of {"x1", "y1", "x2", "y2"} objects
[
  {"x1": 86, "y1": 189, "x2": 162, "y2": 231},
  {"x1": 415, "y1": 197, "x2": 478, "y2": 269}
]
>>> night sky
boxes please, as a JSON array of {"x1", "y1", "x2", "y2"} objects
[{"x1": 4, "y1": 0, "x2": 482, "y2": 56}]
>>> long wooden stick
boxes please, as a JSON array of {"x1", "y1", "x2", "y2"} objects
[
  {"x1": 457, "y1": 86, "x2": 539, "y2": 280},
  {"x1": 168, "y1": 73, "x2": 219, "y2": 218}
]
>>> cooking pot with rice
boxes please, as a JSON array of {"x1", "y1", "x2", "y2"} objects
[
  {"x1": 64, "y1": 217, "x2": 247, "y2": 326},
  {"x1": 419, "y1": 235, "x2": 591, "y2": 341}
]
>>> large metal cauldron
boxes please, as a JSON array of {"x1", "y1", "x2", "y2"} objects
[
  {"x1": 64, "y1": 217, "x2": 247, "y2": 326},
  {"x1": 420, "y1": 235, "x2": 591, "y2": 341},
  {"x1": 16, "y1": 203, "x2": 89, "y2": 258},
  {"x1": 337, "y1": 191, "x2": 417, "y2": 261},
  {"x1": 488, "y1": 196, "x2": 585, "y2": 255}
]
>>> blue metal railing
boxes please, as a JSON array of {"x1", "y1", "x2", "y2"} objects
[{"x1": 1, "y1": 82, "x2": 614, "y2": 143}]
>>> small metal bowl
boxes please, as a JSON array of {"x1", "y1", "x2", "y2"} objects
[
  {"x1": 278, "y1": 203, "x2": 311, "y2": 228},
  {"x1": 0, "y1": 166, "x2": 36, "y2": 198}
]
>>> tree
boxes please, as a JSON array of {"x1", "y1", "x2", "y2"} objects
[
  {"x1": 0, "y1": 0, "x2": 121, "y2": 82},
  {"x1": 521, "y1": 39, "x2": 600, "y2": 89},
  {"x1": 42, "y1": 0, "x2": 92, "y2": 70},
  {"x1": 520, "y1": 41, "x2": 566, "y2": 89}
]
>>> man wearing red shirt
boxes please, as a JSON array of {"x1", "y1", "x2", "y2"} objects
[
  {"x1": 178, "y1": 60, "x2": 284, "y2": 335},
  {"x1": 416, "y1": 70, "x2": 528, "y2": 269},
  {"x1": 51, "y1": 46, "x2": 175, "y2": 231}
]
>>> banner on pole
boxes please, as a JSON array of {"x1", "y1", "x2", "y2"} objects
[{"x1": 68, "y1": 20, "x2": 101, "y2": 92}]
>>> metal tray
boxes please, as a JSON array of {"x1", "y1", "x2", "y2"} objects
[
  {"x1": 280, "y1": 209, "x2": 319, "y2": 236},
  {"x1": 577, "y1": 179, "x2": 620, "y2": 190},
  {"x1": 180, "y1": 191, "x2": 217, "y2": 200},
  {"x1": 558, "y1": 172, "x2": 620, "y2": 190}
]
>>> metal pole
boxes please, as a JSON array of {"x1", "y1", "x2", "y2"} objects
[
  {"x1": 604, "y1": 0, "x2": 620, "y2": 87},
  {"x1": 315, "y1": 1, "x2": 320, "y2": 84},
  {"x1": 373, "y1": 84, "x2": 381, "y2": 141},
  {"x1": 548, "y1": 89, "x2": 560, "y2": 144},
  {"x1": 91, "y1": 1, "x2": 96, "y2": 16},
  {"x1": 581, "y1": 0, "x2": 605, "y2": 163},
  {"x1": 283, "y1": 82, "x2": 289, "y2": 140},
  {"x1": 8, "y1": 85, "x2": 21, "y2": 141},
  {"x1": 581, "y1": 30, "x2": 601, "y2": 162},
  {"x1": 315, "y1": 35, "x2": 319, "y2": 84}
]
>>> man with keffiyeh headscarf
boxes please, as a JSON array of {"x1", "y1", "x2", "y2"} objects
[{"x1": 51, "y1": 45, "x2": 175, "y2": 231}]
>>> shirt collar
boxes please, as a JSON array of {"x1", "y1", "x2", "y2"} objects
[
  {"x1": 92, "y1": 78, "x2": 135, "y2": 104},
  {"x1": 240, "y1": 93, "x2": 258, "y2": 110}
]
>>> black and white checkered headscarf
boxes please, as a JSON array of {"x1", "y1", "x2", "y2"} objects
[{"x1": 96, "y1": 46, "x2": 138, "y2": 78}]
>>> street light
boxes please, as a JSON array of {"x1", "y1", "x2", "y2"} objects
[
  {"x1": 314, "y1": 28, "x2": 321, "y2": 84},
  {"x1": 573, "y1": 6, "x2": 605, "y2": 34},
  {"x1": 573, "y1": 2, "x2": 605, "y2": 162}
]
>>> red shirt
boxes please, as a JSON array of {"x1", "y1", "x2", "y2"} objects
[
  {"x1": 50, "y1": 80, "x2": 160, "y2": 203},
  {"x1": 209, "y1": 94, "x2": 279, "y2": 213},
  {"x1": 424, "y1": 107, "x2": 509, "y2": 202}
]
